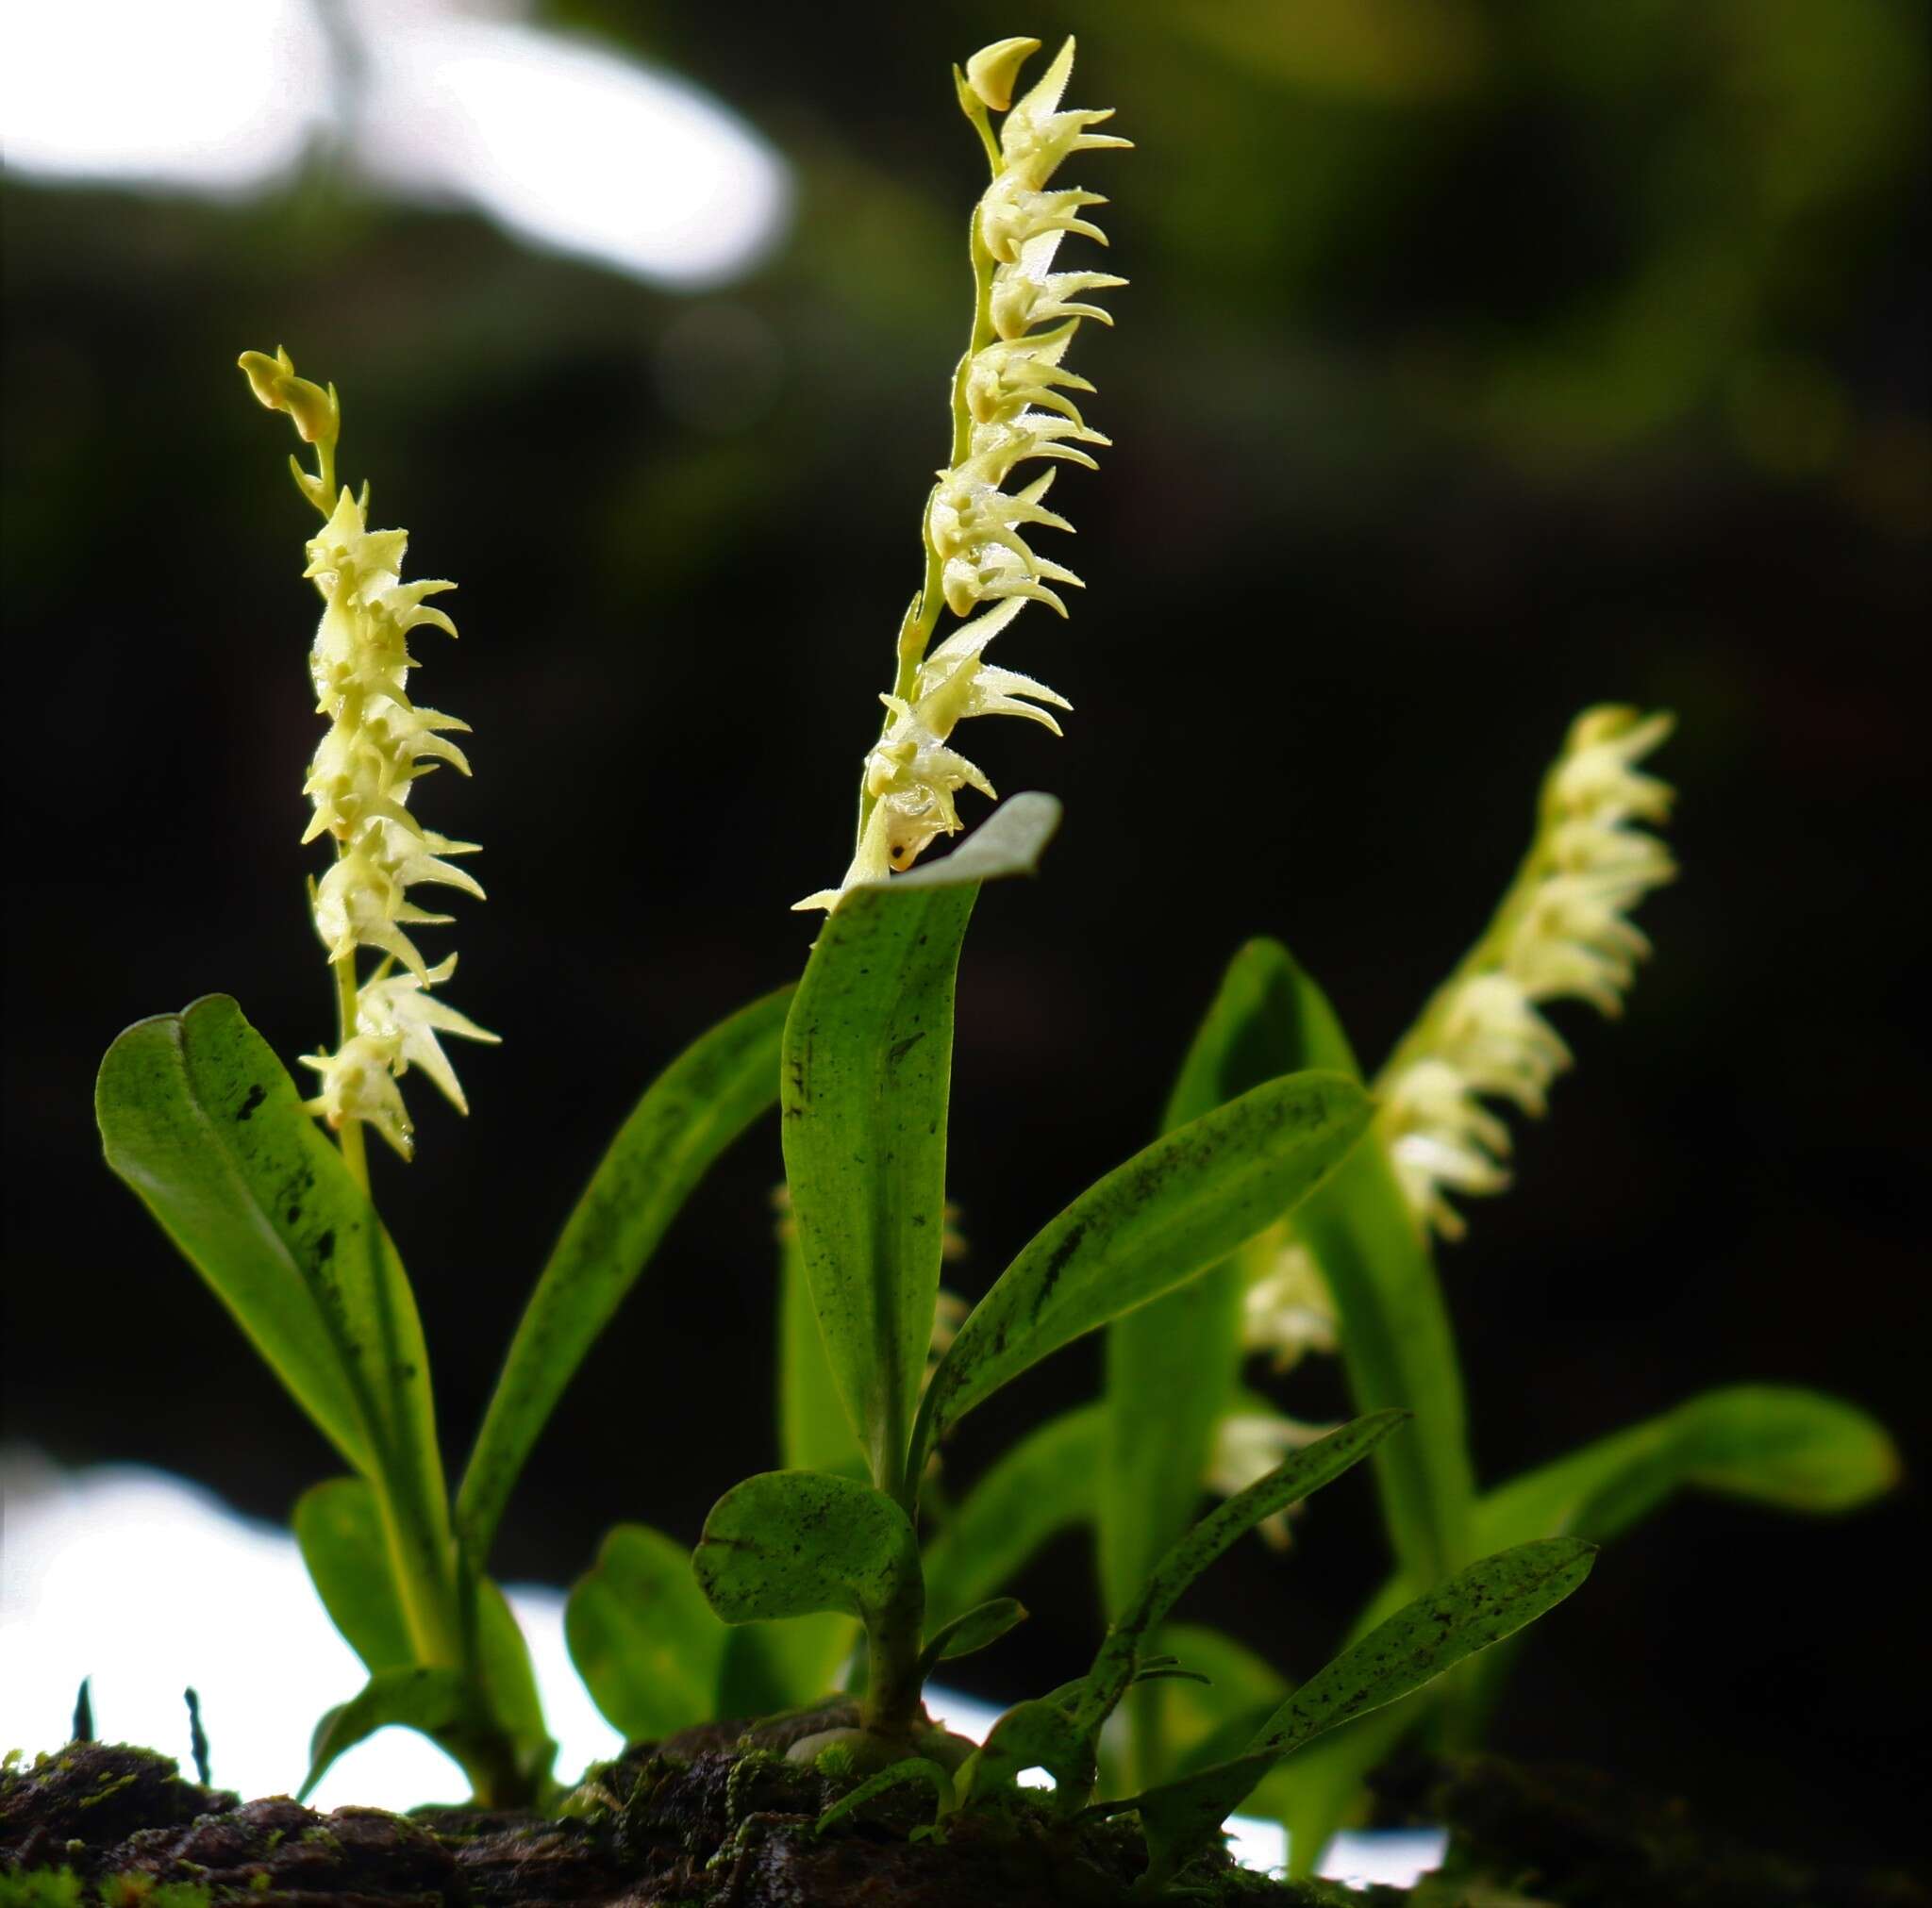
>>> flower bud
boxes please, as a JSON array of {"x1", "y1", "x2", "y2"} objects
[
  {"x1": 964, "y1": 36, "x2": 1041, "y2": 112},
  {"x1": 237, "y1": 346, "x2": 339, "y2": 447}
]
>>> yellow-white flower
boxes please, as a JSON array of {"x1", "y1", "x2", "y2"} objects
[
  {"x1": 1377, "y1": 705, "x2": 1677, "y2": 1238},
  {"x1": 797, "y1": 38, "x2": 1124, "y2": 911},
  {"x1": 1239, "y1": 1227, "x2": 1341, "y2": 1370},
  {"x1": 241, "y1": 347, "x2": 496, "y2": 1158},
  {"x1": 303, "y1": 958, "x2": 500, "y2": 1158}
]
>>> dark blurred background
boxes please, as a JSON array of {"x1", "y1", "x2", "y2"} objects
[{"x1": 4, "y1": 0, "x2": 1926, "y2": 1863}]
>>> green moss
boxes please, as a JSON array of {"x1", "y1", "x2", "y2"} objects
[{"x1": 0, "y1": 1868, "x2": 85, "y2": 1908}]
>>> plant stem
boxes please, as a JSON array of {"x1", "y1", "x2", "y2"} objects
[{"x1": 859, "y1": 1576, "x2": 928, "y2": 1743}]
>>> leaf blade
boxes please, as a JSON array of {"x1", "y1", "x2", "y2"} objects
[
  {"x1": 566, "y1": 1523, "x2": 729, "y2": 1742},
  {"x1": 98, "y1": 998, "x2": 448, "y2": 1587},
  {"x1": 1102, "y1": 939, "x2": 1324, "y2": 1625},
  {"x1": 1274, "y1": 1385, "x2": 1901, "y2": 1875},
  {"x1": 1129, "y1": 1538, "x2": 1596, "y2": 1884},
  {"x1": 1080, "y1": 1414, "x2": 1404, "y2": 1731},
  {"x1": 458, "y1": 986, "x2": 793, "y2": 1559},
  {"x1": 293, "y1": 1478, "x2": 414, "y2": 1675},
  {"x1": 694, "y1": 1469, "x2": 921, "y2": 1634},
  {"x1": 916, "y1": 1070, "x2": 1371, "y2": 1463},
  {"x1": 1256, "y1": 943, "x2": 1475, "y2": 1588},
  {"x1": 782, "y1": 793, "x2": 1060, "y2": 1493},
  {"x1": 922, "y1": 1403, "x2": 1103, "y2": 1628}
]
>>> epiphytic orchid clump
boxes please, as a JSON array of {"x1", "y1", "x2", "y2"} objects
[{"x1": 89, "y1": 28, "x2": 1896, "y2": 1897}]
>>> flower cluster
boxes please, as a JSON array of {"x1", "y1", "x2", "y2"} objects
[
  {"x1": 1376, "y1": 706, "x2": 1677, "y2": 1238},
  {"x1": 1239, "y1": 1224, "x2": 1341, "y2": 1370},
  {"x1": 241, "y1": 348, "x2": 497, "y2": 1159},
  {"x1": 797, "y1": 38, "x2": 1125, "y2": 911}
]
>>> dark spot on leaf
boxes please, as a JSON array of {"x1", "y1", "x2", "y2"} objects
[
  {"x1": 237, "y1": 1085, "x2": 266, "y2": 1120},
  {"x1": 314, "y1": 1229, "x2": 336, "y2": 1260},
  {"x1": 1033, "y1": 1222, "x2": 1086, "y2": 1319},
  {"x1": 888, "y1": 1031, "x2": 926, "y2": 1066}
]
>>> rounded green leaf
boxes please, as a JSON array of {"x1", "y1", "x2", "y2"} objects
[
  {"x1": 694, "y1": 1470, "x2": 921, "y2": 1634},
  {"x1": 566, "y1": 1523, "x2": 728, "y2": 1742}
]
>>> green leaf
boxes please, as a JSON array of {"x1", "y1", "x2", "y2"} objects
[
  {"x1": 1253, "y1": 941, "x2": 1474, "y2": 1588},
  {"x1": 301, "y1": 1666, "x2": 480, "y2": 1800},
  {"x1": 1274, "y1": 1385, "x2": 1900, "y2": 1875},
  {"x1": 912, "y1": 1070, "x2": 1371, "y2": 1469},
  {"x1": 918, "y1": 1598, "x2": 1027, "y2": 1674},
  {"x1": 813, "y1": 1758, "x2": 956, "y2": 1837},
  {"x1": 1127, "y1": 1538, "x2": 1597, "y2": 1887},
  {"x1": 295, "y1": 1477, "x2": 550, "y2": 1783},
  {"x1": 1102, "y1": 939, "x2": 1320, "y2": 1634},
  {"x1": 566, "y1": 1523, "x2": 727, "y2": 1741},
  {"x1": 694, "y1": 1470, "x2": 922, "y2": 1634},
  {"x1": 922, "y1": 1403, "x2": 1102, "y2": 1627},
  {"x1": 458, "y1": 986, "x2": 792, "y2": 1560},
  {"x1": 781, "y1": 793, "x2": 1060, "y2": 1494},
  {"x1": 1477, "y1": 1384, "x2": 1900, "y2": 1542},
  {"x1": 474, "y1": 1577, "x2": 552, "y2": 1778},
  {"x1": 961, "y1": 1693, "x2": 1096, "y2": 1805},
  {"x1": 1080, "y1": 1414, "x2": 1404, "y2": 1733},
  {"x1": 293, "y1": 1479, "x2": 413, "y2": 1674},
  {"x1": 98, "y1": 998, "x2": 450, "y2": 1585},
  {"x1": 779, "y1": 1202, "x2": 863, "y2": 1477}
]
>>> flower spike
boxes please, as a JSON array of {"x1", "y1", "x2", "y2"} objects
[
  {"x1": 241, "y1": 348, "x2": 496, "y2": 1162},
  {"x1": 797, "y1": 36, "x2": 1125, "y2": 911},
  {"x1": 1376, "y1": 706, "x2": 1677, "y2": 1239}
]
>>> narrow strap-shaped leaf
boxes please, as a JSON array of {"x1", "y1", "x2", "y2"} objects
[
  {"x1": 1103, "y1": 938, "x2": 1324, "y2": 1625},
  {"x1": 1274, "y1": 1384, "x2": 1900, "y2": 1875},
  {"x1": 458, "y1": 985, "x2": 793, "y2": 1559},
  {"x1": 918, "y1": 1597, "x2": 1027, "y2": 1675},
  {"x1": 779, "y1": 1200, "x2": 863, "y2": 1476},
  {"x1": 922, "y1": 1403, "x2": 1102, "y2": 1627},
  {"x1": 99, "y1": 998, "x2": 450, "y2": 1597},
  {"x1": 1100, "y1": 1263, "x2": 1243, "y2": 1620},
  {"x1": 1476, "y1": 1384, "x2": 1900, "y2": 1541},
  {"x1": 294, "y1": 1478, "x2": 415, "y2": 1674},
  {"x1": 813, "y1": 1758, "x2": 956, "y2": 1837},
  {"x1": 1124, "y1": 1538, "x2": 1596, "y2": 1887},
  {"x1": 1259, "y1": 942, "x2": 1474, "y2": 1587},
  {"x1": 566, "y1": 1522, "x2": 729, "y2": 1742},
  {"x1": 912, "y1": 1070, "x2": 1371, "y2": 1472},
  {"x1": 782, "y1": 793, "x2": 1060, "y2": 1495},
  {"x1": 1078, "y1": 1414, "x2": 1404, "y2": 1731}
]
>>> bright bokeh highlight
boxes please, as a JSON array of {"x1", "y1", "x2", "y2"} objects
[{"x1": 0, "y1": 0, "x2": 788, "y2": 286}]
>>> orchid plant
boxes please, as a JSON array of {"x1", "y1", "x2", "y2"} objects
[{"x1": 92, "y1": 30, "x2": 1894, "y2": 1891}]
